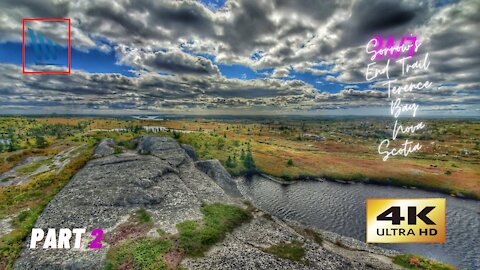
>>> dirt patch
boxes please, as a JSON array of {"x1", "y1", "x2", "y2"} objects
[
  {"x1": 118, "y1": 259, "x2": 134, "y2": 270},
  {"x1": 163, "y1": 250, "x2": 183, "y2": 270},
  {"x1": 104, "y1": 221, "x2": 152, "y2": 245}
]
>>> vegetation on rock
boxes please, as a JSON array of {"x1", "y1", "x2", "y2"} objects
[
  {"x1": 393, "y1": 254, "x2": 456, "y2": 270},
  {"x1": 104, "y1": 203, "x2": 252, "y2": 269}
]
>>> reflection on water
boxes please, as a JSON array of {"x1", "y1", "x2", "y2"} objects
[{"x1": 238, "y1": 175, "x2": 480, "y2": 270}]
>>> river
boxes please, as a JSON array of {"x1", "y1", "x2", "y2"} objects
[{"x1": 237, "y1": 175, "x2": 479, "y2": 270}]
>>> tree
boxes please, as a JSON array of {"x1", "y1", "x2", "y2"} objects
[
  {"x1": 240, "y1": 149, "x2": 246, "y2": 160},
  {"x1": 0, "y1": 143, "x2": 4, "y2": 153},
  {"x1": 35, "y1": 135, "x2": 48, "y2": 148},
  {"x1": 8, "y1": 132, "x2": 19, "y2": 152},
  {"x1": 226, "y1": 155, "x2": 237, "y2": 168},
  {"x1": 287, "y1": 158, "x2": 294, "y2": 166},
  {"x1": 243, "y1": 150, "x2": 256, "y2": 171}
]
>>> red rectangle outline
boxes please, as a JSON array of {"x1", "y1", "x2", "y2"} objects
[{"x1": 22, "y1": 18, "x2": 71, "y2": 74}]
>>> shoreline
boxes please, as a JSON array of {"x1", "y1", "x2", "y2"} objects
[
  {"x1": 246, "y1": 171, "x2": 479, "y2": 201},
  {"x1": 236, "y1": 173, "x2": 477, "y2": 269}
]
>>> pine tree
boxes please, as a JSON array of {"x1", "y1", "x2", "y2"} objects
[
  {"x1": 243, "y1": 150, "x2": 255, "y2": 171},
  {"x1": 226, "y1": 155, "x2": 236, "y2": 168}
]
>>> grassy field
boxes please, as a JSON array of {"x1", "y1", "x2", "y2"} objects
[
  {"x1": 0, "y1": 116, "x2": 479, "y2": 199},
  {"x1": 156, "y1": 117, "x2": 479, "y2": 199}
]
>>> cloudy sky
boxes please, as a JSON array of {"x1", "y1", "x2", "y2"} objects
[{"x1": 0, "y1": 0, "x2": 478, "y2": 116}]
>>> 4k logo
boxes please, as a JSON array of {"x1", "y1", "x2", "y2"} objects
[{"x1": 366, "y1": 198, "x2": 446, "y2": 243}]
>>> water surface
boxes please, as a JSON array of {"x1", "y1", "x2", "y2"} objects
[{"x1": 238, "y1": 175, "x2": 479, "y2": 269}]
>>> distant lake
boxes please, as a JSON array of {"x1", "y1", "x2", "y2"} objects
[
  {"x1": 238, "y1": 175, "x2": 480, "y2": 270},
  {"x1": 0, "y1": 139, "x2": 11, "y2": 144}
]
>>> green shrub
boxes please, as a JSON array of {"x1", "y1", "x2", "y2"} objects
[
  {"x1": 287, "y1": 159, "x2": 294, "y2": 166},
  {"x1": 136, "y1": 208, "x2": 153, "y2": 224}
]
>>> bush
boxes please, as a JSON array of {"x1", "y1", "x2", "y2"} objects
[
  {"x1": 135, "y1": 208, "x2": 153, "y2": 224},
  {"x1": 287, "y1": 159, "x2": 294, "y2": 166},
  {"x1": 35, "y1": 135, "x2": 48, "y2": 148}
]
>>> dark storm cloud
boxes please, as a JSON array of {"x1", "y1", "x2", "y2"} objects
[
  {"x1": 81, "y1": 0, "x2": 217, "y2": 47},
  {"x1": 0, "y1": 0, "x2": 69, "y2": 18},
  {"x1": 335, "y1": 0, "x2": 429, "y2": 49},
  {"x1": 358, "y1": 2, "x2": 416, "y2": 32}
]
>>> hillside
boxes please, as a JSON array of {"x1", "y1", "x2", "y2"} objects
[{"x1": 11, "y1": 135, "x2": 410, "y2": 270}]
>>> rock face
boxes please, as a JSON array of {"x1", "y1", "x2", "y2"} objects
[
  {"x1": 14, "y1": 136, "x2": 233, "y2": 270},
  {"x1": 183, "y1": 215, "x2": 403, "y2": 270},
  {"x1": 181, "y1": 144, "x2": 197, "y2": 161},
  {"x1": 195, "y1": 160, "x2": 242, "y2": 198},
  {"x1": 14, "y1": 135, "x2": 402, "y2": 270},
  {"x1": 92, "y1": 138, "x2": 116, "y2": 158}
]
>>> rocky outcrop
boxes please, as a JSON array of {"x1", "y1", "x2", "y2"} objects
[
  {"x1": 183, "y1": 214, "x2": 403, "y2": 270},
  {"x1": 0, "y1": 217, "x2": 13, "y2": 238},
  {"x1": 14, "y1": 136, "x2": 403, "y2": 270},
  {"x1": 195, "y1": 160, "x2": 242, "y2": 198},
  {"x1": 14, "y1": 136, "x2": 233, "y2": 270},
  {"x1": 135, "y1": 135, "x2": 188, "y2": 166},
  {"x1": 181, "y1": 144, "x2": 197, "y2": 161},
  {"x1": 93, "y1": 138, "x2": 116, "y2": 158}
]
